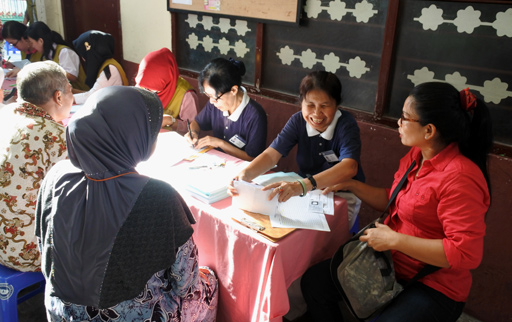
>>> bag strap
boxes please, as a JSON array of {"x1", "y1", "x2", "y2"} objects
[
  {"x1": 375, "y1": 159, "x2": 440, "y2": 284},
  {"x1": 377, "y1": 159, "x2": 416, "y2": 223}
]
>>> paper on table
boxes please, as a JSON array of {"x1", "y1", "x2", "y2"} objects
[
  {"x1": 270, "y1": 195, "x2": 331, "y2": 231},
  {"x1": 252, "y1": 172, "x2": 302, "y2": 186},
  {"x1": 11, "y1": 59, "x2": 30, "y2": 69},
  {"x1": 138, "y1": 131, "x2": 207, "y2": 176},
  {"x1": 232, "y1": 180, "x2": 278, "y2": 216}
]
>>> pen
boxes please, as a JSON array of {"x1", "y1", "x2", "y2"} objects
[{"x1": 187, "y1": 119, "x2": 196, "y2": 147}]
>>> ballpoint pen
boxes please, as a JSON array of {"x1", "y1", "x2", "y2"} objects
[{"x1": 187, "y1": 119, "x2": 196, "y2": 147}]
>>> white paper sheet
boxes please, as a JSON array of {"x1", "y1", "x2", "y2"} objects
[
  {"x1": 270, "y1": 196, "x2": 331, "y2": 231},
  {"x1": 232, "y1": 180, "x2": 278, "y2": 216}
]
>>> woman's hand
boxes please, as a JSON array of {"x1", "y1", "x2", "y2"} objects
[
  {"x1": 5, "y1": 67, "x2": 20, "y2": 78},
  {"x1": 359, "y1": 222, "x2": 398, "y2": 252},
  {"x1": 185, "y1": 130, "x2": 199, "y2": 147},
  {"x1": 262, "y1": 180, "x2": 303, "y2": 203},
  {"x1": 227, "y1": 171, "x2": 251, "y2": 197},
  {"x1": 161, "y1": 115, "x2": 175, "y2": 129},
  {"x1": 196, "y1": 135, "x2": 223, "y2": 150}
]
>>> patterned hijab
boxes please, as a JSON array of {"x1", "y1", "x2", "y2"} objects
[
  {"x1": 73, "y1": 30, "x2": 115, "y2": 88},
  {"x1": 135, "y1": 47, "x2": 179, "y2": 107},
  {"x1": 37, "y1": 86, "x2": 164, "y2": 306}
]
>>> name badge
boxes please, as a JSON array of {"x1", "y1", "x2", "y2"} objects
[
  {"x1": 229, "y1": 134, "x2": 247, "y2": 149},
  {"x1": 321, "y1": 150, "x2": 339, "y2": 163}
]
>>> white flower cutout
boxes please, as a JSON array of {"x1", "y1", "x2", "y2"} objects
[
  {"x1": 481, "y1": 78, "x2": 510, "y2": 104},
  {"x1": 277, "y1": 46, "x2": 295, "y2": 65},
  {"x1": 300, "y1": 49, "x2": 318, "y2": 69},
  {"x1": 493, "y1": 8, "x2": 512, "y2": 37},
  {"x1": 445, "y1": 72, "x2": 468, "y2": 90},
  {"x1": 454, "y1": 6, "x2": 482, "y2": 34},
  {"x1": 417, "y1": 5, "x2": 444, "y2": 31}
]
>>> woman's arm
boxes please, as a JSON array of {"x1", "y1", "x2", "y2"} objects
[
  {"x1": 195, "y1": 135, "x2": 255, "y2": 161},
  {"x1": 361, "y1": 222, "x2": 450, "y2": 267},
  {"x1": 324, "y1": 179, "x2": 389, "y2": 212}
]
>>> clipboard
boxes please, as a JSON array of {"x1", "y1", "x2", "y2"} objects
[{"x1": 232, "y1": 210, "x2": 296, "y2": 242}]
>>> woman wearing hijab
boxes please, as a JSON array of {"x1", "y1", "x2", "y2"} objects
[
  {"x1": 35, "y1": 86, "x2": 218, "y2": 321},
  {"x1": 72, "y1": 30, "x2": 129, "y2": 104},
  {"x1": 26, "y1": 21, "x2": 88, "y2": 91},
  {"x1": 135, "y1": 47, "x2": 198, "y2": 134}
]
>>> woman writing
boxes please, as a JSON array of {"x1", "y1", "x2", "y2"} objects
[
  {"x1": 229, "y1": 71, "x2": 364, "y2": 227},
  {"x1": 186, "y1": 57, "x2": 267, "y2": 161},
  {"x1": 35, "y1": 86, "x2": 218, "y2": 321},
  {"x1": 26, "y1": 21, "x2": 88, "y2": 90},
  {"x1": 135, "y1": 48, "x2": 198, "y2": 134},
  {"x1": 301, "y1": 82, "x2": 492, "y2": 322},
  {"x1": 1, "y1": 20, "x2": 40, "y2": 77},
  {"x1": 72, "y1": 30, "x2": 129, "y2": 104}
]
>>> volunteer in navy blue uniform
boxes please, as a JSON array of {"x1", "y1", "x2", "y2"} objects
[
  {"x1": 229, "y1": 71, "x2": 365, "y2": 228},
  {"x1": 186, "y1": 58, "x2": 267, "y2": 161}
]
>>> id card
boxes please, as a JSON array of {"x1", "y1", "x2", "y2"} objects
[
  {"x1": 321, "y1": 150, "x2": 339, "y2": 163},
  {"x1": 229, "y1": 134, "x2": 247, "y2": 149}
]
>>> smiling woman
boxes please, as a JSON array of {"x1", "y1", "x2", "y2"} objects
[{"x1": 229, "y1": 71, "x2": 365, "y2": 230}]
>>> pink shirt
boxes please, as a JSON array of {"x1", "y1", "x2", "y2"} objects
[{"x1": 386, "y1": 143, "x2": 489, "y2": 302}]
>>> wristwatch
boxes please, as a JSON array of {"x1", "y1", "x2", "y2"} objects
[{"x1": 306, "y1": 174, "x2": 317, "y2": 191}]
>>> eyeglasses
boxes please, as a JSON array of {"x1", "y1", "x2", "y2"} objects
[
  {"x1": 399, "y1": 112, "x2": 420, "y2": 123},
  {"x1": 10, "y1": 39, "x2": 19, "y2": 47},
  {"x1": 203, "y1": 91, "x2": 226, "y2": 102}
]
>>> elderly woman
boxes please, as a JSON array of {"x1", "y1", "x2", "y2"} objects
[
  {"x1": 186, "y1": 57, "x2": 267, "y2": 161},
  {"x1": 136, "y1": 48, "x2": 198, "y2": 134},
  {"x1": 35, "y1": 86, "x2": 218, "y2": 321},
  {"x1": 72, "y1": 30, "x2": 129, "y2": 104},
  {"x1": 26, "y1": 21, "x2": 88, "y2": 91},
  {"x1": 0, "y1": 61, "x2": 71, "y2": 271},
  {"x1": 230, "y1": 70, "x2": 364, "y2": 227},
  {"x1": 301, "y1": 82, "x2": 492, "y2": 322}
]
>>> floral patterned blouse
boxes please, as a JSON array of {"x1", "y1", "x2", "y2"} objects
[{"x1": 0, "y1": 102, "x2": 67, "y2": 271}]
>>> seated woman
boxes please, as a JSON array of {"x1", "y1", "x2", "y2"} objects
[
  {"x1": 35, "y1": 86, "x2": 218, "y2": 321},
  {"x1": 26, "y1": 21, "x2": 88, "y2": 91},
  {"x1": 0, "y1": 61, "x2": 71, "y2": 271},
  {"x1": 229, "y1": 71, "x2": 365, "y2": 228},
  {"x1": 1, "y1": 20, "x2": 40, "y2": 77},
  {"x1": 72, "y1": 30, "x2": 129, "y2": 104},
  {"x1": 301, "y1": 82, "x2": 492, "y2": 322},
  {"x1": 186, "y1": 57, "x2": 267, "y2": 161},
  {"x1": 135, "y1": 48, "x2": 198, "y2": 134}
]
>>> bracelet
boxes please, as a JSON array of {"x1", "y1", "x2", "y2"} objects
[
  {"x1": 296, "y1": 179, "x2": 307, "y2": 197},
  {"x1": 306, "y1": 174, "x2": 317, "y2": 191}
]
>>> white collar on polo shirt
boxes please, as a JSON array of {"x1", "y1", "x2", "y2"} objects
[
  {"x1": 223, "y1": 86, "x2": 249, "y2": 122},
  {"x1": 306, "y1": 109, "x2": 342, "y2": 140}
]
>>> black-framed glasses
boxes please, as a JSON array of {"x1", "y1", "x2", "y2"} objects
[
  {"x1": 203, "y1": 91, "x2": 226, "y2": 102},
  {"x1": 399, "y1": 112, "x2": 420, "y2": 123},
  {"x1": 10, "y1": 39, "x2": 20, "y2": 47}
]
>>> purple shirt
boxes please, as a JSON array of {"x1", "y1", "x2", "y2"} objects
[
  {"x1": 195, "y1": 99, "x2": 267, "y2": 157},
  {"x1": 270, "y1": 110, "x2": 365, "y2": 181}
]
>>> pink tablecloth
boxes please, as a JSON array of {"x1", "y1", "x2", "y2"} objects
[{"x1": 183, "y1": 185, "x2": 349, "y2": 322}]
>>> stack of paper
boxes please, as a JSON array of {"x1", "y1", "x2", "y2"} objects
[
  {"x1": 232, "y1": 176, "x2": 334, "y2": 232},
  {"x1": 137, "y1": 131, "x2": 249, "y2": 204}
]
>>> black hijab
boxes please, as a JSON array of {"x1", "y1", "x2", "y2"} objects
[
  {"x1": 36, "y1": 86, "x2": 194, "y2": 307},
  {"x1": 73, "y1": 30, "x2": 115, "y2": 88}
]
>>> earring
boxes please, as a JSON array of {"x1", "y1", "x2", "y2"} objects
[{"x1": 424, "y1": 135, "x2": 428, "y2": 139}]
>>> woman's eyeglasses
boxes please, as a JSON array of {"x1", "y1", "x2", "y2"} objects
[
  {"x1": 399, "y1": 112, "x2": 420, "y2": 123},
  {"x1": 10, "y1": 39, "x2": 20, "y2": 47},
  {"x1": 203, "y1": 91, "x2": 226, "y2": 102}
]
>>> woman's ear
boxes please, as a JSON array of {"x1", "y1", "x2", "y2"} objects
[
  {"x1": 424, "y1": 123, "x2": 437, "y2": 140},
  {"x1": 230, "y1": 85, "x2": 239, "y2": 95}
]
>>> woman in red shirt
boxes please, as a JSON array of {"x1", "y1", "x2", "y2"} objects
[{"x1": 301, "y1": 82, "x2": 492, "y2": 322}]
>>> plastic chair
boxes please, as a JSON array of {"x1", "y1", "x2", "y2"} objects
[{"x1": 0, "y1": 264, "x2": 45, "y2": 322}]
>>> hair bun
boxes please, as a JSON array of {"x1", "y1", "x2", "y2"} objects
[{"x1": 228, "y1": 57, "x2": 246, "y2": 77}]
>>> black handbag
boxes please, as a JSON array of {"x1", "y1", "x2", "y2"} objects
[{"x1": 330, "y1": 160, "x2": 440, "y2": 320}]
